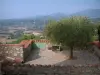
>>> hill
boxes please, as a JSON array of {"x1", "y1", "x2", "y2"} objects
[
  {"x1": 70, "y1": 9, "x2": 100, "y2": 18},
  {"x1": 0, "y1": 9, "x2": 100, "y2": 30}
]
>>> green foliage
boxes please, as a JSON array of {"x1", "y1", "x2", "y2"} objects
[
  {"x1": 44, "y1": 16, "x2": 95, "y2": 59},
  {"x1": 44, "y1": 16, "x2": 95, "y2": 49},
  {"x1": 10, "y1": 31, "x2": 23, "y2": 39},
  {"x1": 92, "y1": 35, "x2": 98, "y2": 41},
  {"x1": 9, "y1": 34, "x2": 42, "y2": 44}
]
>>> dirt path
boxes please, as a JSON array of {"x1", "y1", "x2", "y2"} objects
[
  {"x1": 25, "y1": 49, "x2": 100, "y2": 66},
  {"x1": 25, "y1": 49, "x2": 67, "y2": 65}
]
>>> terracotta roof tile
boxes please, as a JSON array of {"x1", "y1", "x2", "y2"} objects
[{"x1": 90, "y1": 41, "x2": 100, "y2": 48}]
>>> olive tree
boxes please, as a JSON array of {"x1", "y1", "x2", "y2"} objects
[{"x1": 44, "y1": 16, "x2": 95, "y2": 59}]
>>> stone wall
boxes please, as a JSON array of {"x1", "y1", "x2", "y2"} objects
[
  {"x1": 0, "y1": 40, "x2": 34, "y2": 62},
  {"x1": 1, "y1": 64, "x2": 100, "y2": 75},
  {"x1": 0, "y1": 45, "x2": 23, "y2": 61},
  {"x1": 0, "y1": 40, "x2": 49, "y2": 62},
  {"x1": 0, "y1": 63, "x2": 2, "y2": 75},
  {"x1": 19, "y1": 40, "x2": 33, "y2": 61},
  {"x1": 23, "y1": 44, "x2": 32, "y2": 61},
  {"x1": 92, "y1": 45, "x2": 100, "y2": 58}
]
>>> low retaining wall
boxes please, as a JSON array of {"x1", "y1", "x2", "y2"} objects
[
  {"x1": 1, "y1": 64, "x2": 100, "y2": 75},
  {"x1": 92, "y1": 45, "x2": 100, "y2": 58},
  {"x1": 90, "y1": 41, "x2": 100, "y2": 60}
]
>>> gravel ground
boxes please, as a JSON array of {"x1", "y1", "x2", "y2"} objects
[{"x1": 25, "y1": 49, "x2": 100, "y2": 66}]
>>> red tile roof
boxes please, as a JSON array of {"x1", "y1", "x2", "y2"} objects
[
  {"x1": 0, "y1": 39, "x2": 50, "y2": 48},
  {"x1": 90, "y1": 41, "x2": 100, "y2": 48},
  {"x1": 33, "y1": 39, "x2": 50, "y2": 43},
  {"x1": 20, "y1": 40, "x2": 33, "y2": 48}
]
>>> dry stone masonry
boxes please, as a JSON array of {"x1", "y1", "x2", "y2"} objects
[
  {"x1": 1, "y1": 64, "x2": 100, "y2": 75},
  {"x1": 0, "y1": 40, "x2": 33, "y2": 62},
  {"x1": 0, "y1": 45, "x2": 23, "y2": 60},
  {"x1": 0, "y1": 40, "x2": 49, "y2": 62}
]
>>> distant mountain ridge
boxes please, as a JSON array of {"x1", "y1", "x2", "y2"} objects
[
  {"x1": 0, "y1": 9, "x2": 100, "y2": 30},
  {"x1": 33, "y1": 9, "x2": 100, "y2": 20},
  {"x1": 1, "y1": 9, "x2": 100, "y2": 20},
  {"x1": 70, "y1": 9, "x2": 100, "y2": 18}
]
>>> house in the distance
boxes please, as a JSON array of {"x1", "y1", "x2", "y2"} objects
[
  {"x1": 24, "y1": 30, "x2": 42, "y2": 36},
  {"x1": 32, "y1": 30, "x2": 42, "y2": 36}
]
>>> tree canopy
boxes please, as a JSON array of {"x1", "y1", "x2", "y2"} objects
[{"x1": 44, "y1": 16, "x2": 95, "y2": 59}]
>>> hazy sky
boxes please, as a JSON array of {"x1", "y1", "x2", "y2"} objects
[{"x1": 0, "y1": 0, "x2": 100, "y2": 19}]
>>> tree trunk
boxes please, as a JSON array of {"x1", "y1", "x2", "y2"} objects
[
  {"x1": 98, "y1": 26, "x2": 100, "y2": 42},
  {"x1": 69, "y1": 47, "x2": 73, "y2": 59},
  {"x1": 98, "y1": 32, "x2": 100, "y2": 42}
]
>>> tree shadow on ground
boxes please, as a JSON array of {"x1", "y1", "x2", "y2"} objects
[{"x1": 55, "y1": 51, "x2": 100, "y2": 66}]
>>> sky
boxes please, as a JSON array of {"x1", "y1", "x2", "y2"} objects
[{"x1": 0, "y1": 0, "x2": 100, "y2": 19}]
